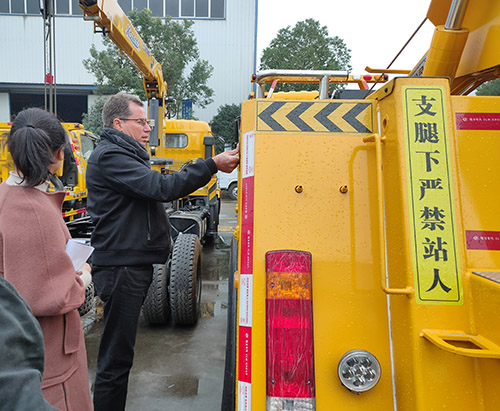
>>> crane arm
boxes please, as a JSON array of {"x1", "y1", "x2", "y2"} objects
[
  {"x1": 79, "y1": 0, "x2": 166, "y2": 100},
  {"x1": 413, "y1": 0, "x2": 500, "y2": 94}
]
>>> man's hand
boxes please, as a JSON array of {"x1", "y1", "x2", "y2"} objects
[{"x1": 212, "y1": 145, "x2": 239, "y2": 173}]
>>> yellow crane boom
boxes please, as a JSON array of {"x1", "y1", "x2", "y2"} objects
[{"x1": 79, "y1": 0, "x2": 165, "y2": 147}]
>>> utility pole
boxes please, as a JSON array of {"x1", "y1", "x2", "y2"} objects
[{"x1": 40, "y1": 0, "x2": 57, "y2": 114}]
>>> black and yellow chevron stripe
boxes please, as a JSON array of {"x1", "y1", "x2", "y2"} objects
[{"x1": 256, "y1": 101, "x2": 374, "y2": 133}]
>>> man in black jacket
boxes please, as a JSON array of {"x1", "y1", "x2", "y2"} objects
[{"x1": 86, "y1": 93, "x2": 239, "y2": 411}]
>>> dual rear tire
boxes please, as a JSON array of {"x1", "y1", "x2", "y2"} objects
[{"x1": 142, "y1": 233, "x2": 202, "y2": 326}]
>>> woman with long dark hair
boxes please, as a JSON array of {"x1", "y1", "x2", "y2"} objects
[{"x1": 0, "y1": 107, "x2": 93, "y2": 410}]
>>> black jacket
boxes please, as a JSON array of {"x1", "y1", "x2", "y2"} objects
[{"x1": 86, "y1": 127, "x2": 217, "y2": 266}]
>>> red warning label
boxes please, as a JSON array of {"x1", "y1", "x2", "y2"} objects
[
  {"x1": 456, "y1": 113, "x2": 500, "y2": 130},
  {"x1": 466, "y1": 230, "x2": 500, "y2": 250}
]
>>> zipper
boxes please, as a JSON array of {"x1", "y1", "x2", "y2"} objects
[{"x1": 147, "y1": 202, "x2": 151, "y2": 241}]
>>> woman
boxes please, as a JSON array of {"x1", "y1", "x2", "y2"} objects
[{"x1": 0, "y1": 108, "x2": 93, "y2": 410}]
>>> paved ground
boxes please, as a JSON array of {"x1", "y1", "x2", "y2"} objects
[{"x1": 84, "y1": 198, "x2": 237, "y2": 411}]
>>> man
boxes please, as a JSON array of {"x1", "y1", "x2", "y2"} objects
[{"x1": 86, "y1": 93, "x2": 239, "y2": 410}]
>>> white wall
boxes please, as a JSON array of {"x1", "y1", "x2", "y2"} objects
[
  {"x1": 192, "y1": 0, "x2": 257, "y2": 121},
  {"x1": 0, "y1": 16, "x2": 104, "y2": 85}
]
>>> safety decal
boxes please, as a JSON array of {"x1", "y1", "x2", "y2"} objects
[
  {"x1": 456, "y1": 113, "x2": 500, "y2": 130},
  {"x1": 208, "y1": 182, "x2": 217, "y2": 204},
  {"x1": 239, "y1": 275, "x2": 253, "y2": 326},
  {"x1": 256, "y1": 101, "x2": 373, "y2": 133},
  {"x1": 237, "y1": 130, "x2": 255, "y2": 411},
  {"x1": 466, "y1": 230, "x2": 500, "y2": 250},
  {"x1": 238, "y1": 380, "x2": 251, "y2": 411},
  {"x1": 402, "y1": 86, "x2": 463, "y2": 305}
]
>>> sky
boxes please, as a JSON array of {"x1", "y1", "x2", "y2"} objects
[{"x1": 256, "y1": 0, "x2": 437, "y2": 78}]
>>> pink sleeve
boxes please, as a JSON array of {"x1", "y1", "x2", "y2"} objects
[{"x1": 2, "y1": 194, "x2": 85, "y2": 317}]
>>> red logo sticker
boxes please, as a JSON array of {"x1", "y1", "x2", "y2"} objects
[
  {"x1": 238, "y1": 326, "x2": 252, "y2": 383},
  {"x1": 456, "y1": 113, "x2": 500, "y2": 130},
  {"x1": 466, "y1": 230, "x2": 500, "y2": 250}
]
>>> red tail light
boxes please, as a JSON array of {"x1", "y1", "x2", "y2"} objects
[{"x1": 266, "y1": 250, "x2": 316, "y2": 410}]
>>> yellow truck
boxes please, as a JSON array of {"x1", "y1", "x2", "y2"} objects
[
  {"x1": 161, "y1": 118, "x2": 220, "y2": 243},
  {"x1": 223, "y1": 0, "x2": 500, "y2": 409}
]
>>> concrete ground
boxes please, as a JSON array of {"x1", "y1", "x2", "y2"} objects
[{"x1": 84, "y1": 198, "x2": 237, "y2": 411}]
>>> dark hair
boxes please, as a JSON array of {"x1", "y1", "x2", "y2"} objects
[
  {"x1": 102, "y1": 93, "x2": 143, "y2": 128},
  {"x1": 8, "y1": 108, "x2": 67, "y2": 188}
]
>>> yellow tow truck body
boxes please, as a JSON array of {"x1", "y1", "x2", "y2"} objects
[{"x1": 224, "y1": 0, "x2": 500, "y2": 409}]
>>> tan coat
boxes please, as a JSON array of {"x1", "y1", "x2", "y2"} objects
[{"x1": 0, "y1": 182, "x2": 93, "y2": 410}]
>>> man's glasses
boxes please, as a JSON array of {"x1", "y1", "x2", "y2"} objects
[{"x1": 119, "y1": 118, "x2": 155, "y2": 127}]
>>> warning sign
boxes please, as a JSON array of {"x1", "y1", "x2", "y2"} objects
[
  {"x1": 402, "y1": 86, "x2": 463, "y2": 305},
  {"x1": 256, "y1": 101, "x2": 374, "y2": 133}
]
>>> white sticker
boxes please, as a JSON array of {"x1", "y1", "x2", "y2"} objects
[
  {"x1": 238, "y1": 381, "x2": 251, "y2": 411},
  {"x1": 242, "y1": 131, "x2": 255, "y2": 178},
  {"x1": 238, "y1": 274, "x2": 253, "y2": 327}
]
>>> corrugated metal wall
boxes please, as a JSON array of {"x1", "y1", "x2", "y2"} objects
[
  {"x1": 0, "y1": 0, "x2": 257, "y2": 122},
  {"x1": 0, "y1": 16, "x2": 104, "y2": 85}
]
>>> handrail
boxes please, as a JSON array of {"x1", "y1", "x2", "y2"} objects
[
  {"x1": 252, "y1": 69, "x2": 388, "y2": 97},
  {"x1": 363, "y1": 133, "x2": 413, "y2": 296},
  {"x1": 421, "y1": 329, "x2": 500, "y2": 359},
  {"x1": 253, "y1": 69, "x2": 349, "y2": 83}
]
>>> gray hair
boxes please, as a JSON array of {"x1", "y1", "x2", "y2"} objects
[{"x1": 102, "y1": 93, "x2": 144, "y2": 128}]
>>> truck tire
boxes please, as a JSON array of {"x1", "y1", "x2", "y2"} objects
[
  {"x1": 142, "y1": 261, "x2": 171, "y2": 325},
  {"x1": 78, "y1": 281, "x2": 95, "y2": 317},
  {"x1": 169, "y1": 233, "x2": 202, "y2": 326},
  {"x1": 228, "y1": 182, "x2": 238, "y2": 201}
]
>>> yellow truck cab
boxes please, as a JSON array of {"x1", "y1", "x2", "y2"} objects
[
  {"x1": 222, "y1": 1, "x2": 500, "y2": 409},
  {"x1": 157, "y1": 119, "x2": 220, "y2": 241}
]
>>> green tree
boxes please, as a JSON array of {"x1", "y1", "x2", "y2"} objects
[
  {"x1": 476, "y1": 78, "x2": 500, "y2": 96},
  {"x1": 210, "y1": 104, "x2": 240, "y2": 153},
  {"x1": 83, "y1": 8, "x2": 214, "y2": 116},
  {"x1": 82, "y1": 96, "x2": 106, "y2": 136},
  {"x1": 259, "y1": 19, "x2": 352, "y2": 93}
]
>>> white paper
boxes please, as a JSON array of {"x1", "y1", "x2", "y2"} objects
[{"x1": 65, "y1": 239, "x2": 94, "y2": 271}]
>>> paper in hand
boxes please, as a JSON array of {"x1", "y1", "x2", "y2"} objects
[{"x1": 66, "y1": 239, "x2": 94, "y2": 271}]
